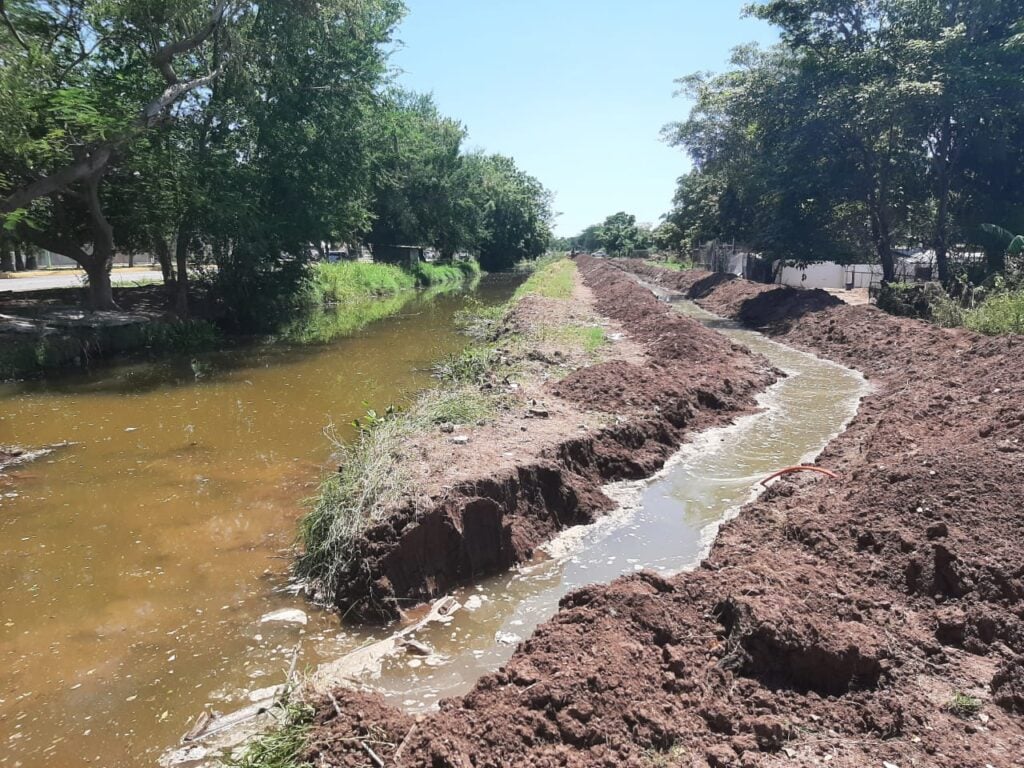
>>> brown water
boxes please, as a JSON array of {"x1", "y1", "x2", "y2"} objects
[{"x1": 0, "y1": 278, "x2": 518, "y2": 768}]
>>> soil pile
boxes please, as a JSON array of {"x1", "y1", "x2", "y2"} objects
[
  {"x1": 329, "y1": 259, "x2": 773, "y2": 621},
  {"x1": 308, "y1": 259, "x2": 1023, "y2": 767}
]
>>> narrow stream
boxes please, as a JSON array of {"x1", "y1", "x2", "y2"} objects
[
  {"x1": 354, "y1": 299, "x2": 867, "y2": 711},
  {"x1": 0, "y1": 278, "x2": 518, "y2": 768}
]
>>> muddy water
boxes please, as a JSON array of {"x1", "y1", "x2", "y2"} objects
[
  {"x1": 0, "y1": 279, "x2": 518, "y2": 768},
  {"x1": 356, "y1": 300, "x2": 868, "y2": 711}
]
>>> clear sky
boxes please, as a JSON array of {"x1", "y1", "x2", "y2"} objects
[{"x1": 391, "y1": 1, "x2": 778, "y2": 236}]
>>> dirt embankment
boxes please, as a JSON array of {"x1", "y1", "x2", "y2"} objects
[
  {"x1": 307, "y1": 259, "x2": 1024, "y2": 767},
  {"x1": 330, "y1": 258, "x2": 774, "y2": 621}
]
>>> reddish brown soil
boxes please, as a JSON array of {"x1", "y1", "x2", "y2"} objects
[
  {"x1": 308, "y1": 258, "x2": 1024, "y2": 767},
  {"x1": 331, "y1": 261, "x2": 773, "y2": 621}
]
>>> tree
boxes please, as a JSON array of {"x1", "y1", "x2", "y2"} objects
[{"x1": 0, "y1": 0, "x2": 237, "y2": 308}]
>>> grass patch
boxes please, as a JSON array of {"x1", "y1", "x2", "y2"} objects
[
  {"x1": 646, "y1": 258, "x2": 693, "y2": 272},
  {"x1": 310, "y1": 262, "x2": 417, "y2": 305},
  {"x1": 512, "y1": 257, "x2": 575, "y2": 300},
  {"x1": 946, "y1": 692, "x2": 982, "y2": 718},
  {"x1": 964, "y1": 289, "x2": 1024, "y2": 335},
  {"x1": 222, "y1": 700, "x2": 314, "y2": 768},
  {"x1": 560, "y1": 324, "x2": 607, "y2": 354},
  {"x1": 416, "y1": 386, "x2": 497, "y2": 426}
]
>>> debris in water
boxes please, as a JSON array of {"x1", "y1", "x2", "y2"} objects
[{"x1": 259, "y1": 609, "x2": 308, "y2": 626}]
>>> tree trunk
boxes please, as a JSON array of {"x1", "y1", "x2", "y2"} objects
[
  {"x1": 14, "y1": 246, "x2": 25, "y2": 271},
  {"x1": 933, "y1": 115, "x2": 954, "y2": 285},
  {"x1": 84, "y1": 258, "x2": 115, "y2": 310},
  {"x1": 154, "y1": 237, "x2": 175, "y2": 286},
  {"x1": 84, "y1": 171, "x2": 118, "y2": 310},
  {"x1": 0, "y1": 249, "x2": 13, "y2": 272},
  {"x1": 25, "y1": 252, "x2": 38, "y2": 270},
  {"x1": 174, "y1": 227, "x2": 190, "y2": 318},
  {"x1": 869, "y1": 200, "x2": 896, "y2": 284}
]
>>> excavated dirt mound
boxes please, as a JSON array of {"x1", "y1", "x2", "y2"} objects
[
  {"x1": 329, "y1": 259, "x2": 773, "y2": 622},
  {"x1": 309, "y1": 259, "x2": 1023, "y2": 767}
]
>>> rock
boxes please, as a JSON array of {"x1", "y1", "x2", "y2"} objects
[
  {"x1": 259, "y1": 608, "x2": 308, "y2": 626},
  {"x1": 439, "y1": 423, "x2": 455, "y2": 434},
  {"x1": 450, "y1": 435, "x2": 469, "y2": 446},
  {"x1": 528, "y1": 407, "x2": 550, "y2": 418}
]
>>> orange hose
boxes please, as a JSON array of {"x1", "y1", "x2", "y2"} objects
[{"x1": 760, "y1": 465, "x2": 839, "y2": 486}]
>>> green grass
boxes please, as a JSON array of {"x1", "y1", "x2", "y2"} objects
[
  {"x1": 964, "y1": 289, "x2": 1024, "y2": 335},
  {"x1": 142, "y1": 319, "x2": 222, "y2": 353},
  {"x1": 308, "y1": 259, "x2": 480, "y2": 309},
  {"x1": 646, "y1": 258, "x2": 693, "y2": 272},
  {"x1": 512, "y1": 257, "x2": 575, "y2": 300},
  {"x1": 561, "y1": 324, "x2": 607, "y2": 354},
  {"x1": 222, "y1": 700, "x2": 314, "y2": 768},
  {"x1": 946, "y1": 692, "x2": 982, "y2": 718},
  {"x1": 309, "y1": 262, "x2": 418, "y2": 305}
]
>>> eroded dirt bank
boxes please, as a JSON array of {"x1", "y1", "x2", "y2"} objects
[
  {"x1": 305, "y1": 259, "x2": 1024, "y2": 767},
  {"x1": 330, "y1": 259, "x2": 774, "y2": 621}
]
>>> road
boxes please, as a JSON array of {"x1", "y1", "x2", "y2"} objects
[{"x1": 0, "y1": 270, "x2": 164, "y2": 293}]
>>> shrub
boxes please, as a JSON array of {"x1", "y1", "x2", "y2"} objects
[{"x1": 964, "y1": 290, "x2": 1024, "y2": 335}]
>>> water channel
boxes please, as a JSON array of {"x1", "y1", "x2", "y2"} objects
[
  {"x1": 0, "y1": 278, "x2": 518, "y2": 768},
  {"x1": 0, "y1": 283, "x2": 867, "y2": 768}
]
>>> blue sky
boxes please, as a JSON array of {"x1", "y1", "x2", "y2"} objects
[{"x1": 392, "y1": 1, "x2": 778, "y2": 236}]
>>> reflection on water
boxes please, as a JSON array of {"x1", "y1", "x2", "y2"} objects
[
  {"x1": 353, "y1": 301, "x2": 866, "y2": 711},
  {"x1": 0, "y1": 278, "x2": 516, "y2": 768}
]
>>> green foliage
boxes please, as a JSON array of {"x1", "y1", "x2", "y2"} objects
[
  {"x1": 661, "y1": 1, "x2": 1024, "y2": 282},
  {"x1": 222, "y1": 700, "x2": 314, "y2": 768},
  {"x1": 310, "y1": 262, "x2": 417, "y2": 306},
  {"x1": 569, "y1": 212, "x2": 654, "y2": 256},
  {"x1": 964, "y1": 290, "x2": 1024, "y2": 335},
  {"x1": 416, "y1": 386, "x2": 496, "y2": 426},
  {"x1": 945, "y1": 692, "x2": 983, "y2": 718},
  {"x1": 432, "y1": 346, "x2": 500, "y2": 385}
]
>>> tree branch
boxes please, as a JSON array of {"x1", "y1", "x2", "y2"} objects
[
  {"x1": 0, "y1": 0, "x2": 30, "y2": 52},
  {"x1": 152, "y1": 0, "x2": 229, "y2": 85},
  {"x1": 1, "y1": 146, "x2": 112, "y2": 214}
]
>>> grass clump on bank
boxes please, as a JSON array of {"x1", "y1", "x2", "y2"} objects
[
  {"x1": 309, "y1": 259, "x2": 481, "y2": 306},
  {"x1": 222, "y1": 700, "x2": 314, "y2": 768}
]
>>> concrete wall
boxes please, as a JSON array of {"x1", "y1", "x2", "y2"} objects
[{"x1": 776, "y1": 261, "x2": 915, "y2": 290}]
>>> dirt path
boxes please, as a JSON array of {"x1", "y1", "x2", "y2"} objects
[{"x1": 302, "y1": 258, "x2": 1024, "y2": 768}]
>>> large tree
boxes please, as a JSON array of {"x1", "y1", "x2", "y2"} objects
[{"x1": 0, "y1": 0, "x2": 238, "y2": 308}]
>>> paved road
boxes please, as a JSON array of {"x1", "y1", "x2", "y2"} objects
[{"x1": 0, "y1": 270, "x2": 164, "y2": 293}]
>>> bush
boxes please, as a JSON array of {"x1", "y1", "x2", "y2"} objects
[
  {"x1": 310, "y1": 261, "x2": 417, "y2": 305},
  {"x1": 411, "y1": 259, "x2": 481, "y2": 287},
  {"x1": 876, "y1": 282, "x2": 964, "y2": 327},
  {"x1": 964, "y1": 290, "x2": 1024, "y2": 335}
]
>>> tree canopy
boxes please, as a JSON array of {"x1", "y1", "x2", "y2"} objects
[
  {"x1": 663, "y1": 0, "x2": 1024, "y2": 283},
  {"x1": 0, "y1": 1, "x2": 553, "y2": 316}
]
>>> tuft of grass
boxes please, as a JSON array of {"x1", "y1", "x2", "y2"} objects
[
  {"x1": 296, "y1": 417, "x2": 415, "y2": 598},
  {"x1": 512, "y1": 257, "x2": 575, "y2": 300},
  {"x1": 415, "y1": 386, "x2": 498, "y2": 427},
  {"x1": 432, "y1": 345, "x2": 499, "y2": 385},
  {"x1": 221, "y1": 700, "x2": 314, "y2": 768},
  {"x1": 946, "y1": 692, "x2": 982, "y2": 718},
  {"x1": 563, "y1": 324, "x2": 607, "y2": 354},
  {"x1": 964, "y1": 290, "x2": 1024, "y2": 335}
]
